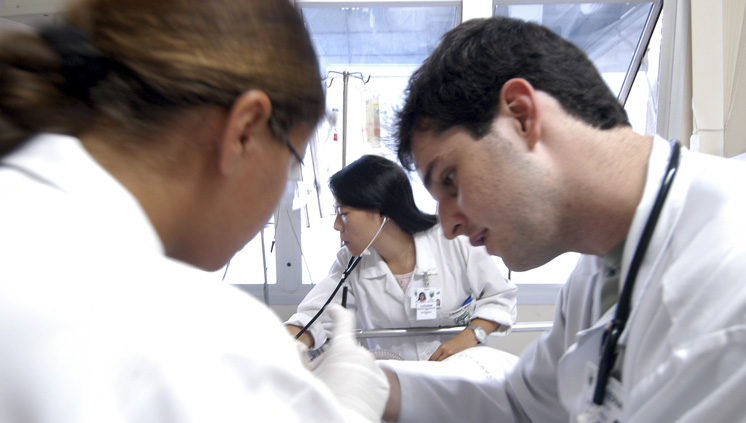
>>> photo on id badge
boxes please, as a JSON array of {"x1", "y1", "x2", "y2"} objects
[{"x1": 412, "y1": 288, "x2": 441, "y2": 320}]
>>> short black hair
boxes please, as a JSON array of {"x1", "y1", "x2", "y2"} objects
[
  {"x1": 329, "y1": 155, "x2": 437, "y2": 234},
  {"x1": 395, "y1": 16, "x2": 629, "y2": 170}
]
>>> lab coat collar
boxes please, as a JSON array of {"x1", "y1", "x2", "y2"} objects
[
  {"x1": 357, "y1": 225, "x2": 441, "y2": 280},
  {"x1": 617, "y1": 136, "x2": 686, "y2": 344},
  {"x1": 2, "y1": 133, "x2": 166, "y2": 255},
  {"x1": 412, "y1": 225, "x2": 441, "y2": 277}
]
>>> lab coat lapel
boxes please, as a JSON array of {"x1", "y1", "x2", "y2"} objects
[
  {"x1": 412, "y1": 229, "x2": 439, "y2": 284},
  {"x1": 358, "y1": 230, "x2": 441, "y2": 302},
  {"x1": 618, "y1": 138, "x2": 686, "y2": 347},
  {"x1": 357, "y1": 249, "x2": 405, "y2": 302}
]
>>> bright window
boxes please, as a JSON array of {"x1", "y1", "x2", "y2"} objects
[
  {"x1": 219, "y1": 0, "x2": 664, "y2": 306},
  {"x1": 295, "y1": 3, "x2": 458, "y2": 288},
  {"x1": 216, "y1": 3, "x2": 459, "y2": 304}
]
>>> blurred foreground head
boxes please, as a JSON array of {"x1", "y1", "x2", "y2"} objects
[
  {"x1": 0, "y1": 0, "x2": 324, "y2": 154},
  {"x1": 0, "y1": 0, "x2": 325, "y2": 270}
]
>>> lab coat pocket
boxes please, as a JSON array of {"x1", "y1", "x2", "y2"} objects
[
  {"x1": 558, "y1": 325, "x2": 607, "y2": 416},
  {"x1": 446, "y1": 300, "x2": 477, "y2": 326}
]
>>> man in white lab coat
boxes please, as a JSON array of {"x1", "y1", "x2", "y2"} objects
[{"x1": 382, "y1": 16, "x2": 746, "y2": 422}]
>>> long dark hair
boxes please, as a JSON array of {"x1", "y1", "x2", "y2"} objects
[{"x1": 329, "y1": 155, "x2": 437, "y2": 234}]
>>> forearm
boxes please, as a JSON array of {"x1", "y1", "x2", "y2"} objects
[
  {"x1": 468, "y1": 317, "x2": 500, "y2": 335},
  {"x1": 428, "y1": 318, "x2": 499, "y2": 361},
  {"x1": 286, "y1": 324, "x2": 314, "y2": 348},
  {"x1": 382, "y1": 368, "x2": 401, "y2": 422}
]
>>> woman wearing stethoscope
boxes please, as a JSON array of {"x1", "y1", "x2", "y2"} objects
[{"x1": 285, "y1": 155, "x2": 517, "y2": 361}]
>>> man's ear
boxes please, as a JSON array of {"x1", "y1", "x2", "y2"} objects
[
  {"x1": 499, "y1": 78, "x2": 540, "y2": 149},
  {"x1": 218, "y1": 90, "x2": 273, "y2": 175}
]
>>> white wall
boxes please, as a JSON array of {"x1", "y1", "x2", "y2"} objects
[{"x1": 690, "y1": 0, "x2": 746, "y2": 157}]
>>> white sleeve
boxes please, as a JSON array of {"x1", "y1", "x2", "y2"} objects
[
  {"x1": 0, "y1": 278, "x2": 352, "y2": 423},
  {"x1": 285, "y1": 249, "x2": 358, "y2": 350},
  {"x1": 457, "y1": 237, "x2": 518, "y2": 332},
  {"x1": 390, "y1": 279, "x2": 574, "y2": 423},
  {"x1": 389, "y1": 363, "x2": 522, "y2": 423}
]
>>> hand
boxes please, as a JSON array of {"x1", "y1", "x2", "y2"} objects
[
  {"x1": 294, "y1": 338, "x2": 312, "y2": 370},
  {"x1": 310, "y1": 305, "x2": 389, "y2": 422},
  {"x1": 428, "y1": 330, "x2": 477, "y2": 361},
  {"x1": 286, "y1": 324, "x2": 314, "y2": 348}
]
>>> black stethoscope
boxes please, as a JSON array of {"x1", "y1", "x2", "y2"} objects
[
  {"x1": 294, "y1": 254, "x2": 362, "y2": 341},
  {"x1": 294, "y1": 216, "x2": 388, "y2": 341},
  {"x1": 593, "y1": 139, "x2": 681, "y2": 406}
]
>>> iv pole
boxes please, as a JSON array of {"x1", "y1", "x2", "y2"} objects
[{"x1": 323, "y1": 71, "x2": 370, "y2": 167}]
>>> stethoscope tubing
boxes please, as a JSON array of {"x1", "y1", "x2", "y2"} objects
[
  {"x1": 593, "y1": 140, "x2": 682, "y2": 405},
  {"x1": 294, "y1": 217, "x2": 387, "y2": 341},
  {"x1": 294, "y1": 255, "x2": 361, "y2": 340}
]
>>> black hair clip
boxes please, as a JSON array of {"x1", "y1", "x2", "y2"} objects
[{"x1": 39, "y1": 23, "x2": 108, "y2": 99}]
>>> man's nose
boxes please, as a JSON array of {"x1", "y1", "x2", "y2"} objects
[{"x1": 437, "y1": 200, "x2": 465, "y2": 240}]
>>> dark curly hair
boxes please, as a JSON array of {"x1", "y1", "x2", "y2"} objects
[{"x1": 396, "y1": 16, "x2": 629, "y2": 169}]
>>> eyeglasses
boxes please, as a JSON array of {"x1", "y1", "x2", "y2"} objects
[
  {"x1": 280, "y1": 134, "x2": 304, "y2": 166},
  {"x1": 268, "y1": 118, "x2": 304, "y2": 166}
]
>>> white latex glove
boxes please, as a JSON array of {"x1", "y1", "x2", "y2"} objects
[
  {"x1": 310, "y1": 305, "x2": 390, "y2": 423},
  {"x1": 294, "y1": 338, "x2": 312, "y2": 370}
]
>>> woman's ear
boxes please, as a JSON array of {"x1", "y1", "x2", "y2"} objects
[
  {"x1": 499, "y1": 78, "x2": 541, "y2": 149},
  {"x1": 217, "y1": 90, "x2": 273, "y2": 175}
]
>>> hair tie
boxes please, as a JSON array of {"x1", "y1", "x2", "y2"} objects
[{"x1": 39, "y1": 23, "x2": 107, "y2": 99}]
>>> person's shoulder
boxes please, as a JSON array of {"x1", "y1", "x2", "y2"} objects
[
  {"x1": 416, "y1": 223, "x2": 454, "y2": 249},
  {"x1": 427, "y1": 223, "x2": 477, "y2": 251},
  {"x1": 119, "y1": 260, "x2": 298, "y2": 358},
  {"x1": 418, "y1": 223, "x2": 487, "y2": 265},
  {"x1": 420, "y1": 222, "x2": 446, "y2": 240},
  {"x1": 682, "y1": 144, "x2": 746, "y2": 183},
  {"x1": 331, "y1": 244, "x2": 355, "y2": 268}
]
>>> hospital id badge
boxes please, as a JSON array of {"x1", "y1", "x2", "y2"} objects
[
  {"x1": 577, "y1": 362, "x2": 623, "y2": 423},
  {"x1": 447, "y1": 298, "x2": 477, "y2": 326},
  {"x1": 412, "y1": 287, "x2": 441, "y2": 320}
]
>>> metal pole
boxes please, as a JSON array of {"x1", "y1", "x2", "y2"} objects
[
  {"x1": 342, "y1": 71, "x2": 349, "y2": 168},
  {"x1": 355, "y1": 321, "x2": 553, "y2": 339},
  {"x1": 260, "y1": 227, "x2": 270, "y2": 305}
]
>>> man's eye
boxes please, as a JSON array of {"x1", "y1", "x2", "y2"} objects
[{"x1": 442, "y1": 170, "x2": 455, "y2": 186}]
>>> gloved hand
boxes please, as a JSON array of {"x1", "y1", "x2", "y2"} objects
[
  {"x1": 294, "y1": 338, "x2": 312, "y2": 370},
  {"x1": 310, "y1": 305, "x2": 390, "y2": 423}
]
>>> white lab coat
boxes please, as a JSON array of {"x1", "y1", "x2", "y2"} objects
[
  {"x1": 0, "y1": 134, "x2": 351, "y2": 422},
  {"x1": 392, "y1": 136, "x2": 746, "y2": 422},
  {"x1": 286, "y1": 225, "x2": 518, "y2": 361}
]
